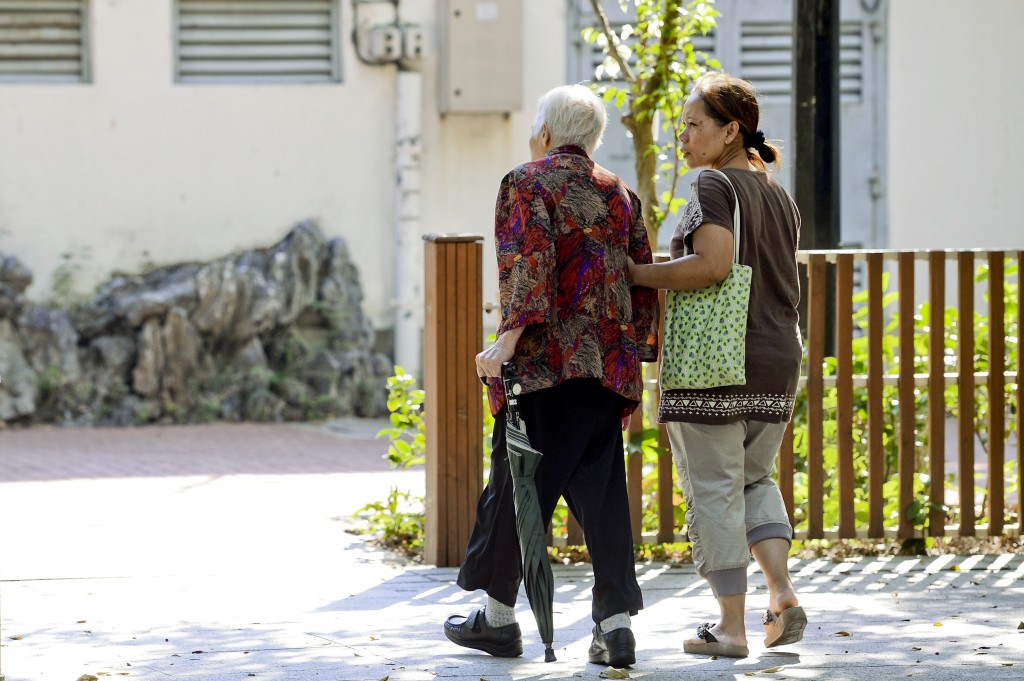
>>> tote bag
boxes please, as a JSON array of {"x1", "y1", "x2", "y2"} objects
[{"x1": 660, "y1": 170, "x2": 752, "y2": 390}]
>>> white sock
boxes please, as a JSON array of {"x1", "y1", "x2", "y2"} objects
[
  {"x1": 600, "y1": 612, "x2": 631, "y2": 631},
  {"x1": 484, "y1": 596, "x2": 516, "y2": 627}
]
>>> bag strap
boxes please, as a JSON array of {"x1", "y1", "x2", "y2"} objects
[{"x1": 705, "y1": 169, "x2": 741, "y2": 264}]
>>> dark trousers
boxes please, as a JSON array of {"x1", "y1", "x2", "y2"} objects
[{"x1": 456, "y1": 378, "x2": 643, "y2": 623}]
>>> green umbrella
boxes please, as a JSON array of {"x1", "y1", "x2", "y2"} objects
[{"x1": 502, "y1": 366, "x2": 557, "y2": 662}]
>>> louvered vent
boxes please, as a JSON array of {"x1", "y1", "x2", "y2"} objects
[
  {"x1": 587, "y1": 24, "x2": 716, "y2": 83},
  {"x1": 0, "y1": 0, "x2": 88, "y2": 83},
  {"x1": 739, "y1": 21, "x2": 864, "y2": 101},
  {"x1": 175, "y1": 0, "x2": 340, "y2": 84}
]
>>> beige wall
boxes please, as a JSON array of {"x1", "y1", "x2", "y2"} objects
[
  {"x1": 887, "y1": 0, "x2": 1024, "y2": 249},
  {"x1": 0, "y1": 0, "x2": 565, "y2": 337}
]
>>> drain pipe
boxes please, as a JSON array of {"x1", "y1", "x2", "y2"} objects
[
  {"x1": 394, "y1": 69, "x2": 424, "y2": 378},
  {"x1": 352, "y1": 0, "x2": 424, "y2": 376}
]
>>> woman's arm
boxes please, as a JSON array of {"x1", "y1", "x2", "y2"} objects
[{"x1": 629, "y1": 222, "x2": 734, "y2": 291}]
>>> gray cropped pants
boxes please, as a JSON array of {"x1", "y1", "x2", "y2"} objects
[{"x1": 667, "y1": 420, "x2": 793, "y2": 597}]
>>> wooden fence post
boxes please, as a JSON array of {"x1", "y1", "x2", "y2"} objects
[{"x1": 423, "y1": 234, "x2": 484, "y2": 567}]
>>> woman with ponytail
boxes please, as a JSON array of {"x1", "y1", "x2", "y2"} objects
[{"x1": 629, "y1": 72, "x2": 806, "y2": 658}]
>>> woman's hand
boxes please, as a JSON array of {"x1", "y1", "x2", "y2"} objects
[
  {"x1": 476, "y1": 340, "x2": 515, "y2": 379},
  {"x1": 476, "y1": 327, "x2": 524, "y2": 380}
]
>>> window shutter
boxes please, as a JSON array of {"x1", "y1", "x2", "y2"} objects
[
  {"x1": 740, "y1": 21, "x2": 864, "y2": 102},
  {"x1": 0, "y1": 0, "x2": 88, "y2": 83},
  {"x1": 175, "y1": 0, "x2": 340, "y2": 84}
]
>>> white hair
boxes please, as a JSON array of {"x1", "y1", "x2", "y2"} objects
[{"x1": 531, "y1": 84, "x2": 607, "y2": 155}]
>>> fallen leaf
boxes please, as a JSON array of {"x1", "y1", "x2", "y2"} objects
[
  {"x1": 380, "y1": 676, "x2": 389, "y2": 681},
  {"x1": 76, "y1": 676, "x2": 99, "y2": 681},
  {"x1": 760, "y1": 667, "x2": 784, "y2": 673},
  {"x1": 1017, "y1": 622, "x2": 1024, "y2": 630},
  {"x1": 599, "y1": 670, "x2": 630, "y2": 680},
  {"x1": 10, "y1": 636, "x2": 23, "y2": 641},
  {"x1": 950, "y1": 565, "x2": 961, "y2": 571},
  {"x1": 77, "y1": 620, "x2": 87, "y2": 624},
  {"x1": 1003, "y1": 663, "x2": 1014, "y2": 666},
  {"x1": 933, "y1": 622, "x2": 943, "y2": 627},
  {"x1": 191, "y1": 650, "x2": 204, "y2": 654},
  {"x1": 370, "y1": 635, "x2": 380, "y2": 641},
  {"x1": 833, "y1": 631, "x2": 852, "y2": 637},
  {"x1": 911, "y1": 647, "x2": 921, "y2": 651}
]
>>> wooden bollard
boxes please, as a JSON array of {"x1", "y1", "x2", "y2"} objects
[{"x1": 423, "y1": 234, "x2": 485, "y2": 567}]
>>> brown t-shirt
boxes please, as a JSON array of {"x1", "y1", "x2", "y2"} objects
[{"x1": 659, "y1": 167, "x2": 802, "y2": 424}]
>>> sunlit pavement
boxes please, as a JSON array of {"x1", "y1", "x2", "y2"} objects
[{"x1": 1, "y1": 420, "x2": 1021, "y2": 680}]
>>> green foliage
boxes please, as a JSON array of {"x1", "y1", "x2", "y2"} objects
[
  {"x1": 354, "y1": 488, "x2": 424, "y2": 557},
  {"x1": 376, "y1": 366, "x2": 426, "y2": 469},
  {"x1": 583, "y1": 0, "x2": 721, "y2": 242},
  {"x1": 35, "y1": 362, "x2": 63, "y2": 404},
  {"x1": 355, "y1": 366, "x2": 426, "y2": 557},
  {"x1": 48, "y1": 251, "x2": 87, "y2": 310}
]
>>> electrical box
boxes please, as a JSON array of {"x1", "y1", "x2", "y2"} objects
[
  {"x1": 439, "y1": 0, "x2": 523, "y2": 114},
  {"x1": 403, "y1": 26, "x2": 427, "y2": 60},
  {"x1": 366, "y1": 25, "x2": 403, "y2": 63}
]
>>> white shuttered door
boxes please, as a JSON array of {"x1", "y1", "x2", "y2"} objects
[
  {"x1": 175, "y1": 0, "x2": 340, "y2": 83},
  {"x1": 0, "y1": 0, "x2": 88, "y2": 83}
]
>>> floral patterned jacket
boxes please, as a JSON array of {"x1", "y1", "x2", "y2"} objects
[{"x1": 485, "y1": 145, "x2": 659, "y2": 416}]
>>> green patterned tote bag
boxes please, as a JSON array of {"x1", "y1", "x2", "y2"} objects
[{"x1": 660, "y1": 170, "x2": 752, "y2": 390}]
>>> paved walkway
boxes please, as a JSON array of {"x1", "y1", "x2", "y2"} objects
[{"x1": 1, "y1": 421, "x2": 1022, "y2": 680}]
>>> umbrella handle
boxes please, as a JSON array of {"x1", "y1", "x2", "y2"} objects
[{"x1": 501, "y1": 363, "x2": 523, "y2": 429}]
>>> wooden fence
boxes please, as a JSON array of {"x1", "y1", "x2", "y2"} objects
[{"x1": 423, "y1": 239, "x2": 1022, "y2": 565}]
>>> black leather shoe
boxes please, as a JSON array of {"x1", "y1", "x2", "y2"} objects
[
  {"x1": 444, "y1": 607, "x2": 523, "y2": 658},
  {"x1": 588, "y1": 623, "x2": 636, "y2": 667}
]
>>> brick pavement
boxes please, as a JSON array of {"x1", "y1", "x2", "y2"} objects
[{"x1": 0, "y1": 420, "x2": 392, "y2": 482}]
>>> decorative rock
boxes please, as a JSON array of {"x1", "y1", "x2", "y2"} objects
[
  {"x1": 18, "y1": 305, "x2": 82, "y2": 384},
  {"x1": 0, "y1": 253, "x2": 32, "y2": 319},
  {"x1": 0, "y1": 319, "x2": 38, "y2": 420},
  {"x1": 0, "y1": 221, "x2": 390, "y2": 425}
]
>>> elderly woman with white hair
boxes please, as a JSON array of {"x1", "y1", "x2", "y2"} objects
[{"x1": 443, "y1": 84, "x2": 659, "y2": 667}]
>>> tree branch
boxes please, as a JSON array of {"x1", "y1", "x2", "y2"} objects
[{"x1": 588, "y1": 0, "x2": 637, "y2": 84}]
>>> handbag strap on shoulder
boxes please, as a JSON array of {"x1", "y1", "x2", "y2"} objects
[{"x1": 706, "y1": 169, "x2": 741, "y2": 263}]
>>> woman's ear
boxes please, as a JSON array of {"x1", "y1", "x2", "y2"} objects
[
  {"x1": 724, "y1": 121, "x2": 739, "y2": 145},
  {"x1": 541, "y1": 123, "x2": 552, "y2": 147}
]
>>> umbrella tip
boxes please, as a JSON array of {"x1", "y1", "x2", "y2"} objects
[{"x1": 544, "y1": 646, "x2": 556, "y2": 663}]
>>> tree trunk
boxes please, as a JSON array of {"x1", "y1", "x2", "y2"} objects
[{"x1": 623, "y1": 112, "x2": 659, "y2": 249}]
